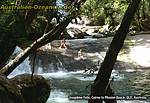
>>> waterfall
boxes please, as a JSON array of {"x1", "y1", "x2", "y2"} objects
[
  {"x1": 8, "y1": 46, "x2": 31, "y2": 78},
  {"x1": 55, "y1": 55, "x2": 67, "y2": 72}
]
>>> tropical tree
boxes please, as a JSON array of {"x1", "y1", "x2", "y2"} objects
[
  {"x1": 81, "y1": 0, "x2": 129, "y2": 26},
  {"x1": 81, "y1": 0, "x2": 150, "y2": 32},
  {"x1": 0, "y1": 0, "x2": 58, "y2": 68},
  {"x1": 88, "y1": 0, "x2": 141, "y2": 103},
  {"x1": 0, "y1": 0, "x2": 86, "y2": 75}
]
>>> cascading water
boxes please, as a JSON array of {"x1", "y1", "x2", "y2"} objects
[
  {"x1": 6, "y1": 39, "x2": 150, "y2": 103},
  {"x1": 45, "y1": 69, "x2": 149, "y2": 103},
  {"x1": 7, "y1": 46, "x2": 31, "y2": 78},
  {"x1": 33, "y1": 39, "x2": 149, "y2": 103},
  {"x1": 55, "y1": 55, "x2": 67, "y2": 72}
]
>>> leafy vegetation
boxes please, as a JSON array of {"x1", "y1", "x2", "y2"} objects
[
  {"x1": 0, "y1": 0, "x2": 149, "y2": 103},
  {"x1": 81, "y1": 0, "x2": 150, "y2": 32}
]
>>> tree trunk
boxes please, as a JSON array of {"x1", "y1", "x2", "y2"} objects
[
  {"x1": 0, "y1": 0, "x2": 86, "y2": 76},
  {"x1": 88, "y1": 0, "x2": 141, "y2": 103},
  {"x1": 0, "y1": 0, "x2": 59, "y2": 69},
  {"x1": 0, "y1": 17, "x2": 73, "y2": 76}
]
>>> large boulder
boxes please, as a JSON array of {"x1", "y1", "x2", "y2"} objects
[
  {"x1": 0, "y1": 75, "x2": 25, "y2": 103},
  {"x1": 66, "y1": 27, "x2": 88, "y2": 39},
  {"x1": 9, "y1": 74, "x2": 51, "y2": 103},
  {"x1": 0, "y1": 74, "x2": 51, "y2": 103}
]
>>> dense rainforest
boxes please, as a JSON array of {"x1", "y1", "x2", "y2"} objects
[{"x1": 0, "y1": 0, "x2": 150, "y2": 103}]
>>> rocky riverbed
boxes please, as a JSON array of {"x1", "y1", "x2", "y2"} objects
[
  {"x1": 32, "y1": 34, "x2": 150, "y2": 73},
  {"x1": 3, "y1": 34, "x2": 150, "y2": 103}
]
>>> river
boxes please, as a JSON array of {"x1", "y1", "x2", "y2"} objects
[
  {"x1": 40, "y1": 69, "x2": 150, "y2": 103},
  {"x1": 8, "y1": 36, "x2": 150, "y2": 103}
]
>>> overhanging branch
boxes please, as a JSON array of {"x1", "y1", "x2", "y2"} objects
[
  {"x1": 0, "y1": 17, "x2": 72, "y2": 76},
  {"x1": 0, "y1": 0, "x2": 87, "y2": 76}
]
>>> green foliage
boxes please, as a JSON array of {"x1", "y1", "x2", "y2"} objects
[
  {"x1": 0, "y1": 0, "x2": 85, "y2": 48},
  {"x1": 133, "y1": 0, "x2": 150, "y2": 31},
  {"x1": 0, "y1": 0, "x2": 62, "y2": 47},
  {"x1": 81, "y1": 0, "x2": 129, "y2": 26},
  {"x1": 81, "y1": 0, "x2": 150, "y2": 32}
]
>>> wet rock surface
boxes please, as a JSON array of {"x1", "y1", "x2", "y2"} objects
[
  {"x1": 66, "y1": 27, "x2": 88, "y2": 39},
  {"x1": 32, "y1": 38, "x2": 111, "y2": 73},
  {"x1": 32, "y1": 37, "x2": 140, "y2": 73}
]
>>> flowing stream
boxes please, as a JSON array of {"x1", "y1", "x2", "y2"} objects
[
  {"x1": 41, "y1": 69, "x2": 150, "y2": 103},
  {"x1": 8, "y1": 46, "x2": 31, "y2": 78},
  {"x1": 7, "y1": 43, "x2": 150, "y2": 103}
]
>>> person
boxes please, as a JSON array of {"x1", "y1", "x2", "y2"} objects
[
  {"x1": 78, "y1": 49, "x2": 84, "y2": 60},
  {"x1": 59, "y1": 38, "x2": 68, "y2": 49}
]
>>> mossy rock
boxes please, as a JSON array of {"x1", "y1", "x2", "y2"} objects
[
  {"x1": 9, "y1": 74, "x2": 51, "y2": 103},
  {"x1": 0, "y1": 75, "x2": 25, "y2": 103}
]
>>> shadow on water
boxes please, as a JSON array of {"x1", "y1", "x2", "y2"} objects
[
  {"x1": 28, "y1": 39, "x2": 150, "y2": 103},
  {"x1": 10, "y1": 37, "x2": 150, "y2": 103},
  {"x1": 44, "y1": 68, "x2": 150, "y2": 103}
]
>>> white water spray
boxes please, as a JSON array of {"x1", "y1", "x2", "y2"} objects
[{"x1": 8, "y1": 46, "x2": 31, "y2": 78}]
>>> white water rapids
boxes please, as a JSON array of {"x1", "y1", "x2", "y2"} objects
[
  {"x1": 7, "y1": 46, "x2": 31, "y2": 78},
  {"x1": 6, "y1": 43, "x2": 150, "y2": 103}
]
